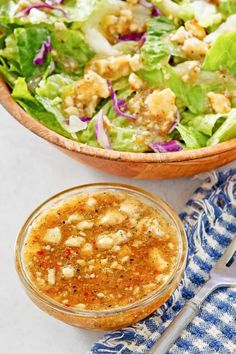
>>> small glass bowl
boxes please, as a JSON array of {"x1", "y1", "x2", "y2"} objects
[{"x1": 15, "y1": 183, "x2": 188, "y2": 331}]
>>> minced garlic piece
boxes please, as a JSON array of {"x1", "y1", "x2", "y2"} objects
[
  {"x1": 62, "y1": 265, "x2": 75, "y2": 279},
  {"x1": 67, "y1": 213, "x2": 83, "y2": 224},
  {"x1": 75, "y1": 303, "x2": 86, "y2": 309},
  {"x1": 86, "y1": 197, "x2": 97, "y2": 207},
  {"x1": 149, "y1": 248, "x2": 168, "y2": 271},
  {"x1": 77, "y1": 220, "x2": 94, "y2": 230},
  {"x1": 44, "y1": 227, "x2": 61, "y2": 244},
  {"x1": 47, "y1": 268, "x2": 56, "y2": 285},
  {"x1": 96, "y1": 235, "x2": 114, "y2": 250},
  {"x1": 65, "y1": 236, "x2": 85, "y2": 247},
  {"x1": 98, "y1": 210, "x2": 126, "y2": 226},
  {"x1": 97, "y1": 292, "x2": 105, "y2": 298}
]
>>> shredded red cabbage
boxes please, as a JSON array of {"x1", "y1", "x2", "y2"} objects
[
  {"x1": 168, "y1": 111, "x2": 180, "y2": 134},
  {"x1": 139, "y1": 32, "x2": 147, "y2": 46},
  {"x1": 80, "y1": 116, "x2": 92, "y2": 123},
  {"x1": 150, "y1": 141, "x2": 183, "y2": 153},
  {"x1": 33, "y1": 36, "x2": 52, "y2": 65},
  {"x1": 107, "y1": 80, "x2": 136, "y2": 121},
  {"x1": 21, "y1": 3, "x2": 67, "y2": 17},
  {"x1": 94, "y1": 111, "x2": 111, "y2": 149},
  {"x1": 117, "y1": 99, "x2": 128, "y2": 111},
  {"x1": 64, "y1": 116, "x2": 92, "y2": 125},
  {"x1": 151, "y1": 6, "x2": 162, "y2": 17},
  {"x1": 118, "y1": 32, "x2": 145, "y2": 42}
]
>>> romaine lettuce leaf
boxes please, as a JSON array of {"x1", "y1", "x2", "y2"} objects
[
  {"x1": 35, "y1": 74, "x2": 76, "y2": 136},
  {"x1": 189, "y1": 113, "x2": 223, "y2": 136},
  {"x1": 0, "y1": 33, "x2": 21, "y2": 86},
  {"x1": 11, "y1": 77, "x2": 72, "y2": 138},
  {"x1": 109, "y1": 125, "x2": 147, "y2": 152},
  {"x1": 204, "y1": 14, "x2": 236, "y2": 44},
  {"x1": 78, "y1": 115, "x2": 148, "y2": 152},
  {"x1": 14, "y1": 27, "x2": 51, "y2": 78},
  {"x1": 36, "y1": 74, "x2": 73, "y2": 99},
  {"x1": 141, "y1": 17, "x2": 176, "y2": 71},
  {"x1": 141, "y1": 36, "x2": 170, "y2": 70},
  {"x1": 219, "y1": 0, "x2": 236, "y2": 16},
  {"x1": 0, "y1": 0, "x2": 16, "y2": 17},
  {"x1": 138, "y1": 68, "x2": 164, "y2": 87},
  {"x1": 176, "y1": 124, "x2": 208, "y2": 149},
  {"x1": 51, "y1": 28, "x2": 94, "y2": 76},
  {"x1": 148, "y1": 16, "x2": 176, "y2": 36},
  {"x1": 64, "y1": 0, "x2": 102, "y2": 23},
  {"x1": 166, "y1": 66, "x2": 207, "y2": 114},
  {"x1": 207, "y1": 109, "x2": 236, "y2": 145},
  {"x1": 0, "y1": 57, "x2": 18, "y2": 87},
  {"x1": 0, "y1": 33, "x2": 18, "y2": 62},
  {"x1": 203, "y1": 31, "x2": 236, "y2": 75}
]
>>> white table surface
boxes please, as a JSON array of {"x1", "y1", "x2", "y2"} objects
[{"x1": 0, "y1": 104, "x2": 235, "y2": 354}]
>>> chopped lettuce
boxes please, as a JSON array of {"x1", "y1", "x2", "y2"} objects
[
  {"x1": 11, "y1": 77, "x2": 72, "y2": 138},
  {"x1": 79, "y1": 114, "x2": 147, "y2": 152},
  {"x1": 141, "y1": 17, "x2": 176, "y2": 70},
  {"x1": 148, "y1": 17, "x2": 176, "y2": 37},
  {"x1": 179, "y1": 109, "x2": 236, "y2": 146},
  {"x1": 189, "y1": 113, "x2": 223, "y2": 136},
  {"x1": 207, "y1": 109, "x2": 236, "y2": 145},
  {"x1": 0, "y1": 33, "x2": 19, "y2": 62},
  {"x1": 64, "y1": 0, "x2": 103, "y2": 23},
  {"x1": 35, "y1": 74, "x2": 76, "y2": 136},
  {"x1": 165, "y1": 66, "x2": 207, "y2": 114},
  {"x1": 0, "y1": 57, "x2": 18, "y2": 87},
  {"x1": 176, "y1": 124, "x2": 208, "y2": 149},
  {"x1": 51, "y1": 28, "x2": 94, "y2": 76},
  {"x1": 0, "y1": 0, "x2": 16, "y2": 17},
  {"x1": 14, "y1": 27, "x2": 51, "y2": 78},
  {"x1": 141, "y1": 37, "x2": 170, "y2": 70},
  {"x1": 36, "y1": 74, "x2": 73, "y2": 99},
  {"x1": 204, "y1": 14, "x2": 236, "y2": 44},
  {"x1": 203, "y1": 31, "x2": 236, "y2": 75},
  {"x1": 219, "y1": 0, "x2": 236, "y2": 16},
  {"x1": 138, "y1": 68, "x2": 164, "y2": 87}
]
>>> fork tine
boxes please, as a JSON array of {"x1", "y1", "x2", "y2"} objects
[{"x1": 215, "y1": 237, "x2": 236, "y2": 268}]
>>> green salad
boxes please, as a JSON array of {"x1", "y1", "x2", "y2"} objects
[{"x1": 1, "y1": 0, "x2": 236, "y2": 153}]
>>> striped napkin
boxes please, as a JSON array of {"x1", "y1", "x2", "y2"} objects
[{"x1": 90, "y1": 169, "x2": 236, "y2": 354}]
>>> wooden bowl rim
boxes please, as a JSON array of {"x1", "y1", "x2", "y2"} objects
[{"x1": 1, "y1": 76, "x2": 236, "y2": 163}]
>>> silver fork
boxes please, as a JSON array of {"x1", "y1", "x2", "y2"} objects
[{"x1": 149, "y1": 236, "x2": 236, "y2": 354}]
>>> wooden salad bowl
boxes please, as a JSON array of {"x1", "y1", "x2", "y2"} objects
[{"x1": 1, "y1": 76, "x2": 236, "y2": 179}]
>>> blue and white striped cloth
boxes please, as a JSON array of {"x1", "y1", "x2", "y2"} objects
[{"x1": 90, "y1": 169, "x2": 236, "y2": 354}]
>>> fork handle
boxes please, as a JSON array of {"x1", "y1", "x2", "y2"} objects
[{"x1": 149, "y1": 301, "x2": 199, "y2": 354}]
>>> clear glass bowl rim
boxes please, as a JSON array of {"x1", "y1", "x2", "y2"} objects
[{"x1": 15, "y1": 182, "x2": 188, "y2": 318}]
